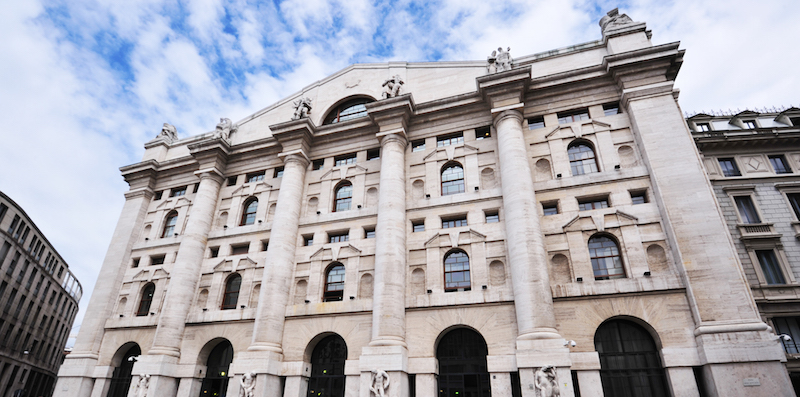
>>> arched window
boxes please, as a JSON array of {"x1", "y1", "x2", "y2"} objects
[
  {"x1": 444, "y1": 250, "x2": 470, "y2": 291},
  {"x1": 221, "y1": 274, "x2": 241, "y2": 310},
  {"x1": 136, "y1": 283, "x2": 155, "y2": 316},
  {"x1": 323, "y1": 98, "x2": 374, "y2": 125},
  {"x1": 106, "y1": 344, "x2": 141, "y2": 397},
  {"x1": 307, "y1": 335, "x2": 347, "y2": 397},
  {"x1": 199, "y1": 340, "x2": 234, "y2": 397},
  {"x1": 324, "y1": 263, "x2": 345, "y2": 302},
  {"x1": 333, "y1": 182, "x2": 353, "y2": 212},
  {"x1": 437, "y1": 328, "x2": 491, "y2": 397},
  {"x1": 240, "y1": 197, "x2": 258, "y2": 226},
  {"x1": 589, "y1": 234, "x2": 625, "y2": 280},
  {"x1": 441, "y1": 162, "x2": 465, "y2": 195},
  {"x1": 161, "y1": 211, "x2": 178, "y2": 237},
  {"x1": 594, "y1": 319, "x2": 668, "y2": 396},
  {"x1": 568, "y1": 141, "x2": 599, "y2": 175}
]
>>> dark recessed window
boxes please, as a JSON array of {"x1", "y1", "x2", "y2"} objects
[
  {"x1": 247, "y1": 172, "x2": 265, "y2": 183},
  {"x1": 136, "y1": 283, "x2": 155, "y2": 316},
  {"x1": 227, "y1": 176, "x2": 238, "y2": 186},
  {"x1": 441, "y1": 162, "x2": 465, "y2": 195},
  {"x1": 772, "y1": 317, "x2": 800, "y2": 354},
  {"x1": 442, "y1": 216, "x2": 468, "y2": 229},
  {"x1": 769, "y1": 155, "x2": 791, "y2": 174},
  {"x1": 528, "y1": 116, "x2": 545, "y2": 130},
  {"x1": 333, "y1": 182, "x2": 353, "y2": 212},
  {"x1": 756, "y1": 250, "x2": 785, "y2": 285},
  {"x1": 312, "y1": 159, "x2": 325, "y2": 170},
  {"x1": 0, "y1": 203, "x2": 7, "y2": 223},
  {"x1": 209, "y1": 247, "x2": 219, "y2": 258},
  {"x1": 193, "y1": 183, "x2": 199, "y2": 193},
  {"x1": 788, "y1": 193, "x2": 800, "y2": 220},
  {"x1": 603, "y1": 103, "x2": 620, "y2": 116},
  {"x1": 150, "y1": 255, "x2": 165, "y2": 266},
  {"x1": 273, "y1": 167, "x2": 284, "y2": 178},
  {"x1": 261, "y1": 241, "x2": 269, "y2": 251},
  {"x1": 329, "y1": 232, "x2": 349, "y2": 243},
  {"x1": 304, "y1": 235, "x2": 314, "y2": 246},
  {"x1": 557, "y1": 108, "x2": 590, "y2": 124},
  {"x1": 630, "y1": 190, "x2": 648, "y2": 205},
  {"x1": 324, "y1": 98, "x2": 373, "y2": 125},
  {"x1": 696, "y1": 123, "x2": 711, "y2": 132},
  {"x1": 568, "y1": 142, "x2": 599, "y2": 175},
  {"x1": 153, "y1": 191, "x2": 163, "y2": 200},
  {"x1": 364, "y1": 227, "x2": 375, "y2": 238},
  {"x1": 323, "y1": 264, "x2": 345, "y2": 302},
  {"x1": 475, "y1": 126, "x2": 491, "y2": 140},
  {"x1": 734, "y1": 196, "x2": 761, "y2": 224},
  {"x1": 543, "y1": 202, "x2": 559, "y2": 216},
  {"x1": 221, "y1": 274, "x2": 241, "y2": 310},
  {"x1": 589, "y1": 235, "x2": 625, "y2": 280},
  {"x1": 437, "y1": 132, "x2": 464, "y2": 147},
  {"x1": 579, "y1": 197, "x2": 609, "y2": 211},
  {"x1": 161, "y1": 212, "x2": 178, "y2": 237},
  {"x1": 240, "y1": 198, "x2": 258, "y2": 226},
  {"x1": 334, "y1": 153, "x2": 357, "y2": 167},
  {"x1": 412, "y1": 220, "x2": 425, "y2": 232},
  {"x1": 231, "y1": 244, "x2": 249, "y2": 255},
  {"x1": 170, "y1": 186, "x2": 187, "y2": 197},
  {"x1": 484, "y1": 210, "x2": 499, "y2": 223},
  {"x1": 132, "y1": 258, "x2": 140, "y2": 268},
  {"x1": 411, "y1": 140, "x2": 426, "y2": 152},
  {"x1": 444, "y1": 250, "x2": 471, "y2": 291},
  {"x1": 790, "y1": 117, "x2": 800, "y2": 127},
  {"x1": 367, "y1": 148, "x2": 380, "y2": 161},
  {"x1": 742, "y1": 120, "x2": 757, "y2": 129},
  {"x1": 718, "y1": 158, "x2": 741, "y2": 177}
]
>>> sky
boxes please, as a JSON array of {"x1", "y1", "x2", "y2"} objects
[{"x1": 0, "y1": 0, "x2": 798, "y2": 345}]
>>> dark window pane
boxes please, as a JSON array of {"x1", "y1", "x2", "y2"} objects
[
  {"x1": 734, "y1": 196, "x2": 760, "y2": 224},
  {"x1": 334, "y1": 183, "x2": 353, "y2": 212},
  {"x1": 756, "y1": 250, "x2": 786, "y2": 285},
  {"x1": 444, "y1": 251, "x2": 470, "y2": 290},
  {"x1": 589, "y1": 236, "x2": 624, "y2": 280},
  {"x1": 770, "y1": 155, "x2": 791, "y2": 174},
  {"x1": 718, "y1": 158, "x2": 741, "y2": 177}
]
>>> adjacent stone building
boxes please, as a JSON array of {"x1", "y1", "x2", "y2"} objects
[
  {"x1": 689, "y1": 107, "x2": 800, "y2": 394},
  {"x1": 55, "y1": 10, "x2": 795, "y2": 397},
  {"x1": 0, "y1": 191, "x2": 83, "y2": 397}
]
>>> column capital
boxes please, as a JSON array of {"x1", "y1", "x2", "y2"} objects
[
  {"x1": 120, "y1": 159, "x2": 159, "y2": 191},
  {"x1": 492, "y1": 106, "x2": 524, "y2": 128},
  {"x1": 476, "y1": 65, "x2": 531, "y2": 109},
  {"x1": 377, "y1": 130, "x2": 408, "y2": 148},
  {"x1": 366, "y1": 93, "x2": 416, "y2": 134},
  {"x1": 278, "y1": 151, "x2": 311, "y2": 168},
  {"x1": 193, "y1": 167, "x2": 226, "y2": 184},
  {"x1": 123, "y1": 187, "x2": 154, "y2": 201},
  {"x1": 189, "y1": 137, "x2": 230, "y2": 175},
  {"x1": 270, "y1": 117, "x2": 316, "y2": 159}
]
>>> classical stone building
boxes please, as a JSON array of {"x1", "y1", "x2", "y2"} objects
[
  {"x1": 689, "y1": 107, "x2": 800, "y2": 394},
  {"x1": 55, "y1": 10, "x2": 795, "y2": 397},
  {"x1": 0, "y1": 191, "x2": 83, "y2": 397}
]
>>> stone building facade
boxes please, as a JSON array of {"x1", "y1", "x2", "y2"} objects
[
  {"x1": 689, "y1": 108, "x2": 800, "y2": 394},
  {"x1": 55, "y1": 10, "x2": 795, "y2": 397},
  {"x1": 0, "y1": 191, "x2": 83, "y2": 397}
]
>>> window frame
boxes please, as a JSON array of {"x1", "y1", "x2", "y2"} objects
[
  {"x1": 528, "y1": 116, "x2": 545, "y2": 130},
  {"x1": 747, "y1": 247, "x2": 794, "y2": 286},
  {"x1": 475, "y1": 126, "x2": 491, "y2": 140},
  {"x1": 160, "y1": 211, "x2": 179, "y2": 238},
  {"x1": 323, "y1": 263, "x2": 346, "y2": 302},
  {"x1": 442, "y1": 215, "x2": 468, "y2": 229},
  {"x1": 437, "y1": 132, "x2": 464, "y2": 147},
  {"x1": 443, "y1": 249, "x2": 471, "y2": 292},
  {"x1": 333, "y1": 181, "x2": 353, "y2": 212},
  {"x1": 246, "y1": 171, "x2": 265, "y2": 183},
  {"x1": 136, "y1": 283, "x2": 155, "y2": 316},
  {"x1": 334, "y1": 153, "x2": 357, "y2": 167},
  {"x1": 769, "y1": 155, "x2": 792, "y2": 174},
  {"x1": 725, "y1": 189, "x2": 764, "y2": 225},
  {"x1": 412, "y1": 220, "x2": 425, "y2": 232},
  {"x1": 240, "y1": 197, "x2": 258, "y2": 226},
  {"x1": 441, "y1": 161, "x2": 465, "y2": 196},
  {"x1": 328, "y1": 231, "x2": 349, "y2": 243},
  {"x1": 557, "y1": 108, "x2": 590, "y2": 124},
  {"x1": 169, "y1": 186, "x2": 187, "y2": 197},
  {"x1": 696, "y1": 122, "x2": 711, "y2": 132},
  {"x1": 323, "y1": 98, "x2": 374, "y2": 125},
  {"x1": 588, "y1": 233, "x2": 626, "y2": 280},
  {"x1": 718, "y1": 157, "x2": 741, "y2": 177},
  {"x1": 542, "y1": 201, "x2": 559, "y2": 216},
  {"x1": 630, "y1": 190, "x2": 648, "y2": 205},
  {"x1": 578, "y1": 196, "x2": 610, "y2": 211},
  {"x1": 411, "y1": 140, "x2": 426, "y2": 152},
  {"x1": 221, "y1": 274, "x2": 242, "y2": 310},
  {"x1": 567, "y1": 140, "x2": 600, "y2": 176}
]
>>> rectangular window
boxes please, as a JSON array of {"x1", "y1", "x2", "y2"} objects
[
  {"x1": 312, "y1": 159, "x2": 325, "y2": 170},
  {"x1": 603, "y1": 103, "x2": 620, "y2": 116},
  {"x1": 209, "y1": 247, "x2": 219, "y2": 258},
  {"x1": 578, "y1": 197, "x2": 609, "y2": 211},
  {"x1": 328, "y1": 232, "x2": 349, "y2": 243},
  {"x1": 718, "y1": 158, "x2": 741, "y2": 177},
  {"x1": 16, "y1": 260, "x2": 28, "y2": 282},
  {"x1": 13, "y1": 222, "x2": 26, "y2": 239},
  {"x1": 6, "y1": 252, "x2": 20, "y2": 276},
  {"x1": 19, "y1": 227, "x2": 29, "y2": 244},
  {"x1": 25, "y1": 268, "x2": 36, "y2": 290},
  {"x1": 303, "y1": 235, "x2": 314, "y2": 246},
  {"x1": 132, "y1": 258, "x2": 140, "y2": 268},
  {"x1": 412, "y1": 220, "x2": 425, "y2": 232},
  {"x1": 227, "y1": 176, "x2": 238, "y2": 186},
  {"x1": 334, "y1": 153, "x2": 357, "y2": 166},
  {"x1": 231, "y1": 244, "x2": 250, "y2": 255},
  {"x1": 788, "y1": 193, "x2": 800, "y2": 220},
  {"x1": 484, "y1": 210, "x2": 499, "y2": 223},
  {"x1": 150, "y1": 255, "x2": 165, "y2": 266},
  {"x1": 769, "y1": 155, "x2": 791, "y2": 174},
  {"x1": 734, "y1": 196, "x2": 761, "y2": 224},
  {"x1": 0, "y1": 281, "x2": 6, "y2": 300},
  {"x1": 543, "y1": 202, "x2": 559, "y2": 216},
  {"x1": 475, "y1": 126, "x2": 491, "y2": 140},
  {"x1": 247, "y1": 171, "x2": 265, "y2": 183},
  {"x1": 193, "y1": 183, "x2": 199, "y2": 193},
  {"x1": 743, "y1": 120, "x2": 757, "y2": 129},
  {"x1": 411, "y1": 140, "x2": 426, "y2": 152},
  {"x1": 367, "y1": 148, "x2": 380, "y2": 160},
  {"x1": 169, "y1": 186, "x2": 187, "y2": 197},
  {"x1": 756, "y1": 250, "x2": 786, "y2": 284},
  {"x1": 27, "y1": 236, "x2": 38, "y2": 252},
  {"x1": 7, "y1": 215, "x2": 19, "y2": 234},
  {"x1": 696, "y1": 122, "x2": 711, "y2": 132},
  {"x1": 261, "y1": 241, "x2": 269, "y2": 251},
  {"x1": 528, "y1": 116, "x2": 545, "y2": 130},
  {"x1": 273, "y1": 167, "x2": 284, "y2": 178},
  {"x1": 557, "y1": 108, "x2": 590, "y2": 124},
  {"x1": 437, "y1": 132, "x2": 464, "y2": 147},
  {"x1": 153, "y1": 191, "x2": 163, "y2": 200},
  {"x1": 771, "y1": 317, "x2": 800, "y2": 354},
  {"x1": 364, "y1": 227, "x2": 375, "y2": 238},
  {"x1": 0, "y1": 242, "x2": 10, "y2": 264},
  {"x1": 442, "y1": 216, "x2": 468, "y2": 229},
  {"x1": 0, "y1": 203, "x2": 7, "y2": 223},
  {"x1": 790, "y1": 117, "x2": 800, "y2": 127},
  {"x1": 630, "y1": 190, "x2": 648, "y2": 205}
]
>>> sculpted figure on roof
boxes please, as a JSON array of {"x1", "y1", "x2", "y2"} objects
[
  {"x1": 159, "y1": 123, "x2": 177, "y2": 140},
  {"x1": 292, "y1": 97, "x2": 313, "y2": 120},
  {"x1": 487, "y1": 47, "x2": 512, "y2": 74},
  {"x1": 214, "y1": 117, "x2": 237, "y2": 140},
  {"x1": 382, "y1": 75, "x2": 404, "y2": 99},
  {"x1": 599, "y1": 8, "x2": 635, "y2": 33}
]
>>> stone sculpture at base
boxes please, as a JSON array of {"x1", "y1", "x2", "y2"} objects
[
  {"x1": 534, "y1": 366, "x2": 559, "y2": 397},
  {"x1": 135, "y1": 374, "x2": 150, "y2": 397},
  {"x1": 369, "y1": 369, "x2": 390, "y2": 397},
  {"x1": 239, "y1": 371, "x2": 256, "y2": 397}
]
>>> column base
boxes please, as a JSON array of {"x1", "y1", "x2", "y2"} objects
[{"x1": 53, "y1": 355, "x2": 100, "y2": 397}]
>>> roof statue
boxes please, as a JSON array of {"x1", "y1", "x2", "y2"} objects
[
  {"x1": 214, "y1": 117, "x2": 237, "y2": 140},
  {"x1": 381, "y1": 75, "x2": 404, "y2": 99},
  {"x1": 158, "y1": 123, "x2": 178, "y2": 141},
  {"x1": 599, "y1": 8, "x2": 635, "y2": 33},
  {"x1": 487, "y1": 47, "x2": 512, "y2": 74},
  {"x1": 292, "y1": 97, "x2": 313, "y2": 120}
]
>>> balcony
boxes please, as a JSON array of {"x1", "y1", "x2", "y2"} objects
[{"x1": 737, "y1": 223, "x2": 781, "y2": 240}]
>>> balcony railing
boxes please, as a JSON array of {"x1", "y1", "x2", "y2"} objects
[{"x1": 738, "y1": 223, "x2": 781, "y2": 239}]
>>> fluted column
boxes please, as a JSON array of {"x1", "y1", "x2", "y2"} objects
[
  {"x1": 250, "y1": 153, "x2": 310, "y2": 351},
  {"x1": 494, "y1": 109, "x2": 559, "y2": 339},
  {"x1": 370, "y1": 132, "x2": 408, "y2": 346},
  {"x1": 149, "y1": 169, "x2": 224, "y2": 356}
]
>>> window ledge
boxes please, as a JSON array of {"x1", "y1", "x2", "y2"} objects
[{"x1": 737, "y1": 223, "x2": 781, "y2": 240}]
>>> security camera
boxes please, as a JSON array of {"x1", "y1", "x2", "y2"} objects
[
  {"x1": 128, "y1": 356, "x2": 139, "y2": 362},
  {"x1": 779, "y1": 334, "x2": 792, "y2": 342},
  {"x1": 564, "y1": 340, "x2": 577, "y2": 347}
]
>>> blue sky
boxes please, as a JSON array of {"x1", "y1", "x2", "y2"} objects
[{"x1": 1, "y1": 0, "x2": 798, "y2": 343}]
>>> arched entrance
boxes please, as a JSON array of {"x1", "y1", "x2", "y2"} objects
[
  {"x1": 594, "y1": 319, "x2": 668, "y2": 397},
  {"x1": 199, "y1": 340, "x2": 234, "y2": 396},
  {"x1": 307, "y1": 334, "x2": 347, "y2": 397},
  {"x1": 106, "y1": 343, "x2": 141, "y2": 397},
  {"x1": 436, "y1": 328, "x2": 491, "y2": 397}
]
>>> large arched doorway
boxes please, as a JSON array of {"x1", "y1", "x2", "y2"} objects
[
  {"x1": 436, "y1": 328, "x2": 491, "y2": 397},
  {"x1": 106, "y1": 343, "x2": 141, "y2": 397},
  {"x1": 199, "y1": 340, "x2": 234, "y2": 397},
  {"x1": 307, "y1": 334, "x2": 347, "y2": 397},
  {"x1": 594, "y1": 319, "x2": 668, "y2": 397}
]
